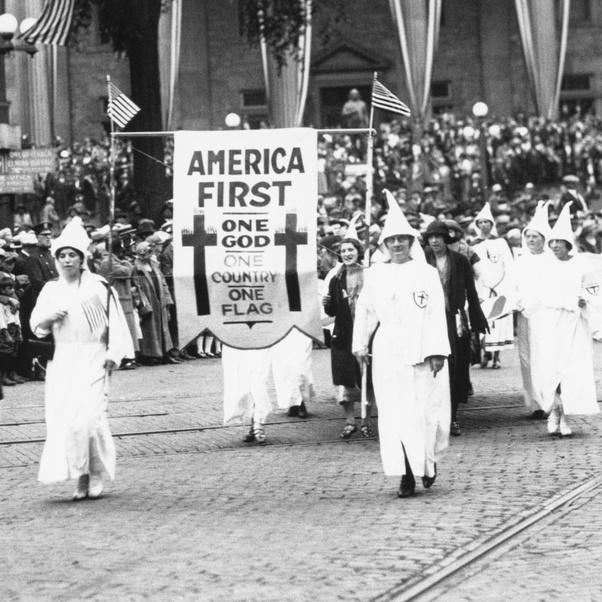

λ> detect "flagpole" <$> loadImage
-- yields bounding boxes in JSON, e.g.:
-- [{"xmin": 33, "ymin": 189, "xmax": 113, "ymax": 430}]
[
  {"xmin": 360, "ymin": 71, "xmax": 377, "ymax": 421},
  {"xmin": 105, "ymin": 74, "xmax": 117, "ymax": 356}
]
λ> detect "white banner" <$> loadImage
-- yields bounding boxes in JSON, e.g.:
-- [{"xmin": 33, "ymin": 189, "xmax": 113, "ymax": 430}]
[{"xmin": 173, "ymin": 128, "xmax": 322, "ymax": 349}]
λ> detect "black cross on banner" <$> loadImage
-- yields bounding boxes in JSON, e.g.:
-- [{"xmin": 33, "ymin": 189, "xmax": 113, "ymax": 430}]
[
  {"xmin": 274, "ymin": 212, "xmax": 307, "ymax": 311},
  {"xmin": 182, "ymin": 212, "xmax": 218, "ymax": 315}
]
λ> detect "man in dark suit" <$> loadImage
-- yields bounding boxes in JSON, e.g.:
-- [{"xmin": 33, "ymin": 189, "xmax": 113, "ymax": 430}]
[
  {"xmin": 557, "ymin": 175, "xmax": 588, "ymax": 217},
  {"xmin": 29, "ymin": 222, "xmax": 59, "ymax": 290},
  {"xmin": 424, "ymin": 221, "xmax": 489, "ymax": 437}
]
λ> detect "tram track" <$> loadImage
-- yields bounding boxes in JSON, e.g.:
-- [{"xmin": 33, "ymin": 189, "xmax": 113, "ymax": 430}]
[{"xmin": 371, "ymin": 475, "xmax": 602, "ymax": 602}]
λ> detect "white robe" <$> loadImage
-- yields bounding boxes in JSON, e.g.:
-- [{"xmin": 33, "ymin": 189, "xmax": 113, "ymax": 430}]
[
  {"xmin": 353, "ymin": 261, "xmax": 451, "ymax": 478},
  {"xmin": 473, "ymin": 237, "xmax": 515, "ymax": 351},
  {"xmin": 270, "ymin": 329, "xmax": 316, "ymax": 410},
  {"xmin": 31, "ymin": 271, "xmax": 131, "ymax": 484},
  {"xmin": 529, "ymin": 254, "xmax": 600, "ymax": 416},
  {"xmin": 515, "ymin": 251, "xmax": 549, "ymax": 411},
  {"xmin": 222, "ymin": 346, "xmax": 272, "ymax": 426}
]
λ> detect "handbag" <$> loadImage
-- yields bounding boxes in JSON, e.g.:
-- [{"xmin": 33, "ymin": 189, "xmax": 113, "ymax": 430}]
[{"xmin": 28, "ymin": 333, "xmax": 55, "ymax": 362}]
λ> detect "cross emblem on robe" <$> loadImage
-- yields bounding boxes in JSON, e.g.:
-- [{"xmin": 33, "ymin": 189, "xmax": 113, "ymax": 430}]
[{"xmin": 182, "ymin": 212, "xmax": 218, "ymax": 315}]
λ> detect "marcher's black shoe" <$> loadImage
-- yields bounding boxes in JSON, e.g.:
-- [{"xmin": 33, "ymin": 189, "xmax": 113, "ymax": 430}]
[
  {"xmin": 298, "ymin": 402, "xmax": 308, "ymax": 419},
  {"xmin": 421, "ymin": 464, "xmax": 437, "ymax": 489},
  {"xmin": 397, "ymin": 475, "xmax": 416, "ymax": 498},
  {"xmin": 450, "ymin": 421, "xmax": 461, "ymax": 437},
  {"xmin": 287, "ymin": 405, "xmax": 300, "ymax": 417},
  {"xmin": 243, "ymin": 426, "xmax": 255, "ymax": 443}
]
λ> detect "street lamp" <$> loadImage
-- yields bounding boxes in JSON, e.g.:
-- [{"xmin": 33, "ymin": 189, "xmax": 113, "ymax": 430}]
[
  {"xmin": 472, "ymin": 101, "xmax": 489, "ymax": 203},
  {"xmin": 0, "ymin": 13, "xmax": 38, "ymax": 56}
]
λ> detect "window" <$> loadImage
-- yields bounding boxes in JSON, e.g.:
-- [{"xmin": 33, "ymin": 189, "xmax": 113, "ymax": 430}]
[
  {"xmin": 431, "ymin": 80, "xmax": 452, "ymax": 113},
  {"xmin": 560, "ymin": 73, "xmax": 596, "ymax": 116},
  {"xmin": 569, "ymin": 0, "xmax": 590, "ymax": 22},
  {"xmin": 240, "ymin": 89, "xmax": 268, "ymax": 129}
]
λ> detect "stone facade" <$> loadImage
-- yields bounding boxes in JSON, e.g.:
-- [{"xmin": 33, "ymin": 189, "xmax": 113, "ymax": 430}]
[{"xmin": 19, "ymin": 0, "xmax": 602, "ymax": 142}]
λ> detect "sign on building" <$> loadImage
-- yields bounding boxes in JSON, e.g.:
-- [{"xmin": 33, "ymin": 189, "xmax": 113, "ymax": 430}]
[{"xmin": 0, "ymin": 149, "xmax": 56, "ymax": 194}]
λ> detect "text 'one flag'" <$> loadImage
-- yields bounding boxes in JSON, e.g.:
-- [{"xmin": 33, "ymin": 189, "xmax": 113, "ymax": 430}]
[
  {"xmin": 19, "ymin": 0, "xmax": 75, "ymax": 46},
  {"xmin": 371, "ymin": 78, "xmax": 411, "ymax": 117},
  {"xmin": 107, "ymin": 83, "xmax": 141, "ymax": 129}
]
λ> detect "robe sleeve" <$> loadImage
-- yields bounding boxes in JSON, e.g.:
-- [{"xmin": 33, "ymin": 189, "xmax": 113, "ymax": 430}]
[
  {"xmin": 419, "ymin": 267, "xmax": 451, "ymax": 361},
  {"xmin": 30, "ymin": 281, "xmax": 58, "ymax": 338},
  {"xmin": 352, "ymin": 268, "xmax": 379, "ymax": 354}
]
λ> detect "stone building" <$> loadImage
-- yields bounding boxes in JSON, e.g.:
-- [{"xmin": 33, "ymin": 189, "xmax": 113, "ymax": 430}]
[{"xmin": 3, "ymin": 0, "xmax": 602, "ymax": 145}]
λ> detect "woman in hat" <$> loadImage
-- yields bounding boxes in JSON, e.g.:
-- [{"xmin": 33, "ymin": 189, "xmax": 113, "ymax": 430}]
[
  {"xmin": 424, "ymin": 220, "xmax": 489, "ymax": 438},
  {"xmin": 528, "ymin": 203, "xmax": 600, "ymax": 437},
  {"xmin": 323, "ymin": 218, "xmax": 374, "ymax": 438},
  {"xmin": 30, "ymin": 218, "xmax": 131, "ymax": 500},
  {"xmin": 353, "ymin": 191, "xmax": 450, "ymax": 498}
]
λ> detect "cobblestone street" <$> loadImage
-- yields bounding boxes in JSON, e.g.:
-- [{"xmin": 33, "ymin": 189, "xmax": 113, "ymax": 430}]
[{"xmin": 1, "ymin": 346, "xmax": 602, "ymax": 601}]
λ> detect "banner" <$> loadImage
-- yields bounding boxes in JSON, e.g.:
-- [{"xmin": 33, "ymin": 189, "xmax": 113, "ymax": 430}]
[{"xmin": 173, "ymin": 128, "xmax": 322, "ymax": 349}]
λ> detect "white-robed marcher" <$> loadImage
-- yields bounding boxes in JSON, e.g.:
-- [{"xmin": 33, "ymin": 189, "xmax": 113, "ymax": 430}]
[
  {"xmin": 30, "ymin": 218, "xmax": 131, "ymax": 500},
  {"xmin": 515, "ymin": 201, "xmax": 552, "ymax": 417},
  {"xmin": 270, "ymin": 329, "xmax": 316, "ymax": 418},
  {"xmin": 529, "ymin": 202, "xmax": 600, "ymax": 437},
  {"xmin": 471, "ymin": 203, "xmax": 516, "ymax": 368},
  {"xmin": 353, "ymin": 190, "xmax": 451, "ymax": 499},
  {"xmin": 222, "ymin": 345, "xmax": 272, "ymax": 444}
]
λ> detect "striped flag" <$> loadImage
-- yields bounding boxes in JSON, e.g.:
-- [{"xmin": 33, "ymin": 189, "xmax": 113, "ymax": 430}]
[
  {"xmin": 81, "ymin": 294, "xmax": 109, "ymax": 335},
  {"xmin": 19, "ymin": 0, "xmax": 75, "ymax": 46},
  {"xmin": 371, "ymin": 78, "xmax": 411, "ymax": 117},
  {"xmin": 107, "ymin": 82, "xmax": 141, "ymax": 129}
]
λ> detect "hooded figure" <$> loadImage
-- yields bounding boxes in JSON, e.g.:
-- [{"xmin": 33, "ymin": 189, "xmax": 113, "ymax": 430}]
[
  {"xmin": 30, "ymin": 216, "xmax": 131, "ymax": 500},
  {"xmin": 528, "ymin": 201, "xmax": 600, "ymax": 436},
  {"xmin": 352, "ymin": 189, "xmax": 450, "ymax": 498},
  {"xmin": 515, "ymin": 201, "xmax": 552, "ymax": 417},
  {"xmin": 471, "ymin": 202, "xmax": 516, "ymax": 368}
]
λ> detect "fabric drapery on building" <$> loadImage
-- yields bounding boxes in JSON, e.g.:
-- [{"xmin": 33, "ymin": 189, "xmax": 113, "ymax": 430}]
[
  {"xmin": 388, "ymin": 0, "xmax": 442, "ymax": 123},
  {"xmin": 259, "ymin": 0, "xmax": 312, "ymax": 128},
  {"xmin": 514, "ymin": 0, "xmax": 570, "ymax": 120},
  {"xmin": 158, "ymin": 0, "xmax": 182, "ymax": 130}
]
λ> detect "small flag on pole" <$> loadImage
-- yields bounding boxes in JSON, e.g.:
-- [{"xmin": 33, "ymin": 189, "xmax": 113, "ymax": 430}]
[
  {"xmin": 107, "ymin": 82, "xmax": 141, "ymax": 129},
  {"xmin": 19, "ymin": 0, "xmax": 75, "ymax": 46},
  {"xmin": 371, "ymin": 78, "xmax": 411, "ymax": 117}
]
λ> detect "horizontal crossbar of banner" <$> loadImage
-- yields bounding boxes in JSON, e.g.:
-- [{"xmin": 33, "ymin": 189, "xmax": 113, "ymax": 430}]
[{"xmin": 110, "ymin": 128, "xmax": 375, "ymax": 138}]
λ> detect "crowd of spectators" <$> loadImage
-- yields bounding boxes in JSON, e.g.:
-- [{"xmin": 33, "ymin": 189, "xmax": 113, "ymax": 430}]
[{"xmin": 318, "ymin": 109, "xmax": 602, "ymax": 254}]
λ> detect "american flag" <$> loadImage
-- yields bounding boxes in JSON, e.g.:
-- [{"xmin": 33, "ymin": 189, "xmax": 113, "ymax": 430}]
[
  {"xmin": 19, "ymin": 0, "xmax": 75, "ymax": 47},
  {"xmin": 81, "ymin": 294, "xmax": 108, "ymax": 335},
  {"xmin": 107, "ymin": 82, "xmax": 141, "ymax": 129},
  {"xmin": 371, "ymin": 78, "xmax": 411, "ymax": 117}
]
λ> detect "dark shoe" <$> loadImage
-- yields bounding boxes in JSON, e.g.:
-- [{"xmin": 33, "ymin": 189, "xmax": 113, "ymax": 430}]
[
  {"xmin": 360, "ymin": 425, "xmax": 374, "ymax": 438},
  {"xmin": 397, "ymin": 475, "xmax": 416, "ymax": 498},
  {"xmin": 467, "ymin": 383, "xmax": 474, "ymax": 396},
  {"xmin": 530, "ymin": 409, "xmax": 546, "ymax": 420},
  {"xmin": 298, "ymin": 402, "xmax": 308, "ymax": 419},
  {"xmin": 120, "ymin": 360, "xmax": 136, "ymax": 370},
  {"xmin": 340, "ymin": 424, "xmax": 357, "ymax": 439},
  {"xmin": 243, "ymin": 426, "xmax": 255, "ymax": 443},
  {"xmin": 179, "ymin": 350, "xmax": 196, "ymax": 361},
  {"xmin": 422, "ymin": 464, "xmax": 437, "ymax": 489},
  {"xmin": 450, "ymin": 421, "xmax": 461, "ymax": 437},
  {"xmin": 2, "ymin": 376, "xmax": 16, "ymax": 386},
  {"xmin": 287, "ymin": 405, "xmax": 300, "ymax": 417},
  {"xmin": 491, "ymin": 360, "xmax": 501, "ymax": 369},
  {"xmin": 165, "ymin": 355, "xmax": 182, "ymax": 365}
]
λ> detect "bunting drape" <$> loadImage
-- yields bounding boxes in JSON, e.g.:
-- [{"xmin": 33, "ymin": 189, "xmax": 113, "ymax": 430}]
[
  {"xmin": 388, "ymin": 0, "xmax": 441, "ymax": 123},
  {"xmin": 514, "ymin": 0, "xmax": 570, "ymax": 119},
  {"xmin": 259, "ymin": 0, "xmax": 312, "ymax": 128},
  {"xmin": 158, "ymin": 0, "xmax": 182, "ymax": 130}
]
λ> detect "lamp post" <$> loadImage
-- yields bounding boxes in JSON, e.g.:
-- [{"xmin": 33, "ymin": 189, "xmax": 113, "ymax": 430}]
[{"xmin": 472, "ymin": 101, "xmax": 489, "ymax": 203}]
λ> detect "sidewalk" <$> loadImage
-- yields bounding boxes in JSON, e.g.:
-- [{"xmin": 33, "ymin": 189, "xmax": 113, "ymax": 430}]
[{"xmin": 1, "ymin": 347, "xmax": 602, "ymax": 601}]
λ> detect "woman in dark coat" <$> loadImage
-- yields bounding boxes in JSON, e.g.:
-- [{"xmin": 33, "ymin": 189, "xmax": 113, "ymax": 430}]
[{"xmin": 323, "ymin": 234, "xmax": 373, "ymax": 438}]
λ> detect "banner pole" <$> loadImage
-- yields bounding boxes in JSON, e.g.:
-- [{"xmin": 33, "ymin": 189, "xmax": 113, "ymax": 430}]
[
  {"xmin": 106, "ymin": 74, "xmax": 117, "ymax": 354},
  {"xmin": 360, "ymin": 72, "xmax": 377, "ymax": 421}
]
